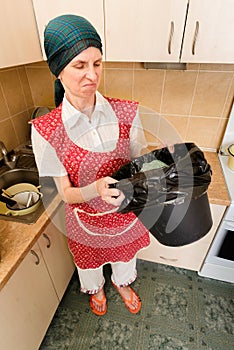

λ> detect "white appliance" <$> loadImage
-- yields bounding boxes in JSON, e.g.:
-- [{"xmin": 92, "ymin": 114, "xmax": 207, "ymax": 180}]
[{"xmin": 199, "ymin": 101, "xmax": 234, "ymax": 283}]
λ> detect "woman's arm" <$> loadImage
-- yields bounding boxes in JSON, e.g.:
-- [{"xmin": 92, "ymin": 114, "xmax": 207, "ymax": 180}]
[{"xmin": 53, "ymin": 175, "xmax": 124, "ymax": 206}]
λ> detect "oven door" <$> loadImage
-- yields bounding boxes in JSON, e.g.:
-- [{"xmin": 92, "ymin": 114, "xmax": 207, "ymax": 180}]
[{"xmin": 199, "ymin": 219, "xmax": 234, "ymax": 283}]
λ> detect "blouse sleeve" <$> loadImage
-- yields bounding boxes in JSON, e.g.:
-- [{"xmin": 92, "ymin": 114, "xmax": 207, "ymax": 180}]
[
  {"xmin": 31, "ymin": 126, "xmax": 67, "ymax": 177},
  {"xmin": 130, "ymin": 108, "xmax": 148, "ymax": 158}
]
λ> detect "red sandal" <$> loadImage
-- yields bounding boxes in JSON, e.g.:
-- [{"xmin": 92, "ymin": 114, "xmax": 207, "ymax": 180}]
[
  {"xmin": 89, "ymin": 293, "xmax": 107, "ymax": 316},
  {"xmin": 112, "ymin": 282, "xmax": 141, "ymax": 314}
]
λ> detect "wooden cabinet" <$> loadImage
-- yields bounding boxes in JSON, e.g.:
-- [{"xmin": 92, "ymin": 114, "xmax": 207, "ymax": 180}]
[
  {"xmin": 105, "ymin": 0, "xmax": 234, "ymax": 63},
  {"xmin": 0, "ymin": 0, "xmax": 42, "ymax": 68},
  {"xmin": 0, "ymin": 242, "xmax": 59, "ymax": 350},
  {"xmin": 1, "ymin": 0, "xmax": 233, "ymax": 68},
  {"xmin": 137, "ymin": 204, "xmax": 226, "ymax": 271},
  {"xmin": 181, "ymin": 0, "xmax": 234, "ymax": 63},
  {"xmin": 32, "ymin": 0, "xmax": 105, "ymax": 59},
  {"xmin": 32, "ymin": 0, "xmax": 234, "ymax": 64},
  {"xmin": 0, "ymin": 205, "xmax": 75, "ymax": 350},
  {"xmin": 104, "ymin": 0, "xmax": 188, "ymax": 62},
  {"xmin": 38, "ymin": 204, "xmax": 75, "ymax": 300}
]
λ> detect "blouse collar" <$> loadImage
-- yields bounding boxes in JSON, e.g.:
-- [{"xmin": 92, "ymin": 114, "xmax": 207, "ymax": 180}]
[{"xmin": 62, "ymin": 91, "xmax": 116, "ymax": 129}]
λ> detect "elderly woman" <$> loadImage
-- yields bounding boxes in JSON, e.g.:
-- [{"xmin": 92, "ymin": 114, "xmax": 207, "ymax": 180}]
[{"xmin": 31, "ymin": 14, "xmax": 150, "ymax": 316}]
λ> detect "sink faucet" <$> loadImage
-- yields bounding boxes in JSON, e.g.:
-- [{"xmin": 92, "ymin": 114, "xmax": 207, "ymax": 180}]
[
  {"xmin": 0, "ymin": 141, "xmax": 8, "ymax": 162},
  {"xmin": 0, "ymin": 141, "xmax": 17, "ymax": 169}
]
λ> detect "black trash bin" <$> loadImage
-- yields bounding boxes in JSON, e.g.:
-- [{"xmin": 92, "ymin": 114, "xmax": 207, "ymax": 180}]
[{"xmin": 111, "ymin": 143, "xmax": 213, "ymax": 247}]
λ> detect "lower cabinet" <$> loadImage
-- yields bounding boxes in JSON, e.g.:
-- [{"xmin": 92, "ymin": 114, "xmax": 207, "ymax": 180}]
[
  {"xmin": 38, "ymin": 206, "xmax": 75, "ymax": 300},
  {"xmin": 0, "ymin": 242, "xmax": 59, "ymax": 350},
  {"xmin": 0, "ymin": 205, "xmax": 75, "ymax": 350},
  {"xmin": 137, "ymin": 203, "xmax": 226, "ymax": 271}
]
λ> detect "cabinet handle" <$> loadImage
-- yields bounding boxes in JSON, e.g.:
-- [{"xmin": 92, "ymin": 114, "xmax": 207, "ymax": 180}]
[
  {"xmin": 159, "ymin": 256, "xmax": 178, "ymax": 262},
  {"xmin": 192, "ymin": 21, "xmax": 199, "ymax": 55},
  {"xmin": 43, "ymin": 233, "xmax": 51, "ymax": 248},
  {"xmin": 168, "ymin": 21, "xmax": 174, "ymax": 54},
  {"xmin": 30, "ymin": 250, "xmax": 40, "ymax": 265}
]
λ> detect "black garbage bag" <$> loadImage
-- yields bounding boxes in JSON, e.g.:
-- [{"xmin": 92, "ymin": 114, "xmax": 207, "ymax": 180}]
[{"xmin": 111, "ymin": 143, "xmax": 213, "ymax": 246}]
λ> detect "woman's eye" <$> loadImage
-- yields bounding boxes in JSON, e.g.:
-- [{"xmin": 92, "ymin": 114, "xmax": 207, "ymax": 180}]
[
  {"xmin": 94, "ymin": 62, "xmax": 102, "ymax": 67},
  {"xmin": 73, "ymin": 63, "xmax": 84, "ymax": 69}
]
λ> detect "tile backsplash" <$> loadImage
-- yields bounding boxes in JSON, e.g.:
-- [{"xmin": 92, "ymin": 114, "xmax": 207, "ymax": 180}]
[{"xmin": 0, "ymin": 61, "xmax": 233, "ymax": 153}]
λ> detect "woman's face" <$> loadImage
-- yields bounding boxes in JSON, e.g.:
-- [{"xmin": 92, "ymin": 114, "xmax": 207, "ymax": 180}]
[{"xmin": 59, "ymin": 47, "xmax": 102, "ymax": 101}]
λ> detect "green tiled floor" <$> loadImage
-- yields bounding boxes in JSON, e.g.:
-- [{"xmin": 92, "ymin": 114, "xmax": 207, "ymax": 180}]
[{"xmin": 39, "ymin": 260, "xmax": 234, "ymax": 350}]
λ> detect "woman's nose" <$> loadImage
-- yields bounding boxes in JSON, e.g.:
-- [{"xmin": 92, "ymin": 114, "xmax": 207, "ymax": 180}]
[{"xmin": 86, "ymin": 66, "xmax": 96, "ymax": 80}]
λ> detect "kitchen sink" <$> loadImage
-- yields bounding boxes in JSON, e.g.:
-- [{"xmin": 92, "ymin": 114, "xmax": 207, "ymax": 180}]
[
  {"xmin": 0, "ymin": 153, "xmax": 57, "ymax": 224},
  {"xmin": 0, "ymin": 169, "xmax": 39, "ymax": 189},
  {"xmin": 15, "ymin": 154, "xmax": 37, "ymax": 169}
]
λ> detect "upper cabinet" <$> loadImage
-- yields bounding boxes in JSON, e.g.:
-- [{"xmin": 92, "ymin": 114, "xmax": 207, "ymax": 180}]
[
  {"xmin": 0, "ymin": 0, "xmax": 43, "ymax": 68},
  {"xmin": 104, "ymin": 0, "xmax": 234, "ymax": 63},
  {"xmin": 32, "ymin": 0, "xmax": 105, "ymax": 59},
  {"xmin": 180, "ymin": 0, "xmax": 234, "ymax": 63},
  {"xmin": 104, "ymin": 0, "xmax": 188, "ymax": 62},
  {"xmin": 32, "ymin": 0, "xmax": 234, "ymax": 64}
]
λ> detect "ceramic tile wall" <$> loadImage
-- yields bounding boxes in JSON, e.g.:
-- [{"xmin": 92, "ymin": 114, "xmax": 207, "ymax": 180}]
[
  {"xmin": 0, "ymin": 61, "xmax": 233, "ymax": 153},
  {"xmin": 102, "ymin": 62, "xmax": 234, "ymax": 150},
  {"xmin": 0, "ymin": 66, "xmax": 35, "ymax": 153}
]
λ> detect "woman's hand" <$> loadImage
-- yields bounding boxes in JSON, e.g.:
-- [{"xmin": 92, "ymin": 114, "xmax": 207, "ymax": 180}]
[
  {"xmin": 96, "ymin": 177, "xmax": 125, "ymax": 206},
  {"xmin": 54, "ymin": 175, "xmax": 124, "ymax": 206}
]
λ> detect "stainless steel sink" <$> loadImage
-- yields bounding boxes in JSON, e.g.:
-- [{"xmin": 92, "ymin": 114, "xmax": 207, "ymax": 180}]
[
  {"xmin": 0, "ymin": 158, "xmax": 57, "ymax": 225},
  {"xmin": 15, "ymin": 154, "xmax": 37, "ymax": 169},
  {"xmin": 0, "ymin": 169, "xmax": 39, "ymax": 189}
]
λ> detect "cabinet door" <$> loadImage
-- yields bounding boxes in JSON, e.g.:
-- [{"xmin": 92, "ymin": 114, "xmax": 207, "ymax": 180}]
[
  {"xmin": 0, "ymin": 243, "xmax": 58, "ymax": 350},
  {"xmin": 38, "ymin": 204, "xmax": 75, "ymax": 300},
  {"xmin": 137, "ymin": 204, "xmax": 226, "ymax": 271},
  {"xmin": 105, "ymin": 0, "xmax": 188, "ymax": 62},
  {"xmin": 32, "ymin": 0, "xmax": 105, "ymax": 59},
  {"xmin": 0, "ymin": 0, "xmax": 42, "ymax": 68},
  {"xmin": 181, "ymin": 0, "xmax": 234, "ymax": 63}
]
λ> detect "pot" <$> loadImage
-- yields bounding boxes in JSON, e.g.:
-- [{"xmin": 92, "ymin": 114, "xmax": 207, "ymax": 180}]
[
  {"xmin": 1, "ymin": 183, "xmax": 43, "ymax": 216},
  {"xmin": 227, "ymin": 144, "xmax": 234, "ymax": 171},
  {"xmin": 31, "ymin": 106, "xmax": 50, "ymax": 119}
]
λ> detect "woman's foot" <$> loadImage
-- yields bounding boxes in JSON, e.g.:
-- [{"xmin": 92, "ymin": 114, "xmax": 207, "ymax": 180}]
[
  {"xmin": 89, "ymin": 289, "xmax": 107, "ymax": 316},
  {"xmin": 112, "ymin": 282, "xmax": 141, "ymax": 314}
]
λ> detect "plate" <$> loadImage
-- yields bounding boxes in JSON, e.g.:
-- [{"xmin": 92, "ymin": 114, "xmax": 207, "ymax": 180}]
[
  {"xmin": 6, "ymin": 183, "xmax": 41, "ymax": 195},
  {"xmin": 0, "ymin": 183, "xmax": 41, "ymax": 216}
]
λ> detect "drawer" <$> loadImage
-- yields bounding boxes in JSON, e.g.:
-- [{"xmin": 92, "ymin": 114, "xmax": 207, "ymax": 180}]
[
  {"xmin": 138, "ymin": 232, "xmax": 214, "ymax": 271},
  {"xmin": 137, "ymin": 204, "xmax": 226, "ymax": 271}
]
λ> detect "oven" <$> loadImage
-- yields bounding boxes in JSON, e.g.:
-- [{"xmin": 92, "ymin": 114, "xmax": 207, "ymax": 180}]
[
  {"xmin": 199, "ymin": 101, "xmax": 234, "ymax": 283},
  {"xmin": 199, "ymin": 204, "xmax": 234, "ymax": 283}
]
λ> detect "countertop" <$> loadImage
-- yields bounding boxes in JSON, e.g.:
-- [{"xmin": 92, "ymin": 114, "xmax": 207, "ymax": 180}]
[
  {"xmin": 0, "ymin": 151, "xmax": 230, "ymax": 292},
  {"xmin": 204, "ymin": 151, "xmax": 230, "ymax": 206},
  {"xmin": 0, "ymin": 193, "xmax": 62, "ymax": 291}
]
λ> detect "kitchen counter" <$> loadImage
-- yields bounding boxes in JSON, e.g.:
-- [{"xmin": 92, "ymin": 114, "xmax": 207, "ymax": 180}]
[
  {"xmin": 0, "ymin": 151, "xmax": 230, "ymax": 292},
  {"xmin": 0, "ymin": 193, "xmax": 62, "ymax": 291},
  {"xmin": 204, "ymin": 151, "xmax": 230, "ymax": 206}
]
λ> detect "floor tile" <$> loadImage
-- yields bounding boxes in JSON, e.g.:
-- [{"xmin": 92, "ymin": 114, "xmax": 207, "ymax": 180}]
[{"xmin": 39, "ymin": 260, "xmax": 234, "ymax": 350}]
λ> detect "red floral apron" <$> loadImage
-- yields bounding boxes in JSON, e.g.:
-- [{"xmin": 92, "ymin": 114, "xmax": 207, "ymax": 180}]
[{"xmin": 32, "ymin": 97, "xmax": 150, "ymax": 269}]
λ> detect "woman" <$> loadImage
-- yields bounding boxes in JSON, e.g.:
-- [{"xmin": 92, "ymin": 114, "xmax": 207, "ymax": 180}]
[{"xmin": 31, "ymin": 14, "xmax": 150, "ymax": 316}]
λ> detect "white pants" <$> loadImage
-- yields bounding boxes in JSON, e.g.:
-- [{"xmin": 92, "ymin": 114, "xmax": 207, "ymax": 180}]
[{"xmin": 77, "ymin": 256, "xmax": 137, "ymax": 294}]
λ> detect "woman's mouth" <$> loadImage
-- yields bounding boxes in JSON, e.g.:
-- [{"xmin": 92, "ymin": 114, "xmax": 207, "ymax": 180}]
[{"xmin": 83, "ymin": 83, "xmax": 96, "ymax": 88}]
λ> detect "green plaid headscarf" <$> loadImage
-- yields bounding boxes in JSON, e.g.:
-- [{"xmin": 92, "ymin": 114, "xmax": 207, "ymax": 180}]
[
  {"xmin": 44, "ymin": 14, "xmax": 102, "ymax": 106},
  {"xmin": 44, "ymin": 14, "xmax": 102, "ymax": 77}
]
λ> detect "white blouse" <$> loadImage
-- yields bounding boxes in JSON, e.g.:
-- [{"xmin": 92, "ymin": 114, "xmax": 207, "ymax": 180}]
[{"xmin": 31, "ymin": 92, "xmax": 147, "ymax": 177}]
